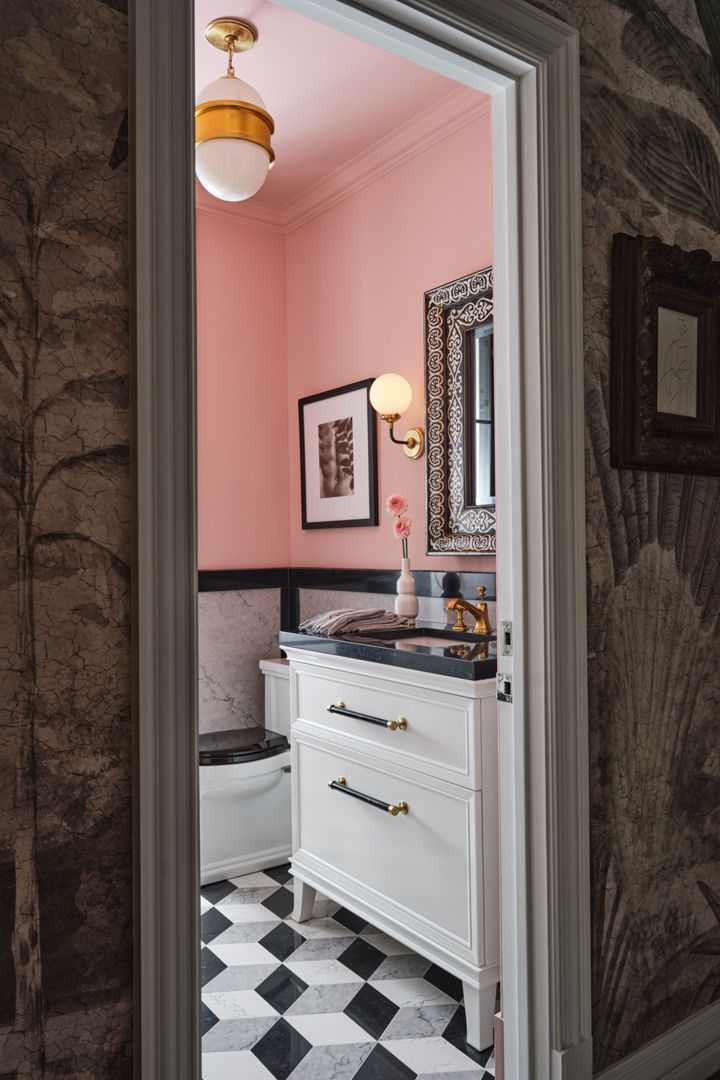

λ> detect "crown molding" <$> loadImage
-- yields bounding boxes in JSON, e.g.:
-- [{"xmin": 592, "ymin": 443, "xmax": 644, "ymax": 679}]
[
  {"xmin": 195, "ymin": 182, "xmax": 286, "ymax": 233},
  {"xmin": 195, "ymin": 85, "xmax": 490, "ymax": 236},
  {"xmin": 283, "ymin": 85, "xmax": 490, "ymax": 233}
]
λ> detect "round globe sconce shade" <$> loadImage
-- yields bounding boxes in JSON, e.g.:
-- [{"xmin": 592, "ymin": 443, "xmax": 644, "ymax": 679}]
[{"xmin": 369, "ymin": 373, "xmax": 413, "ymax": 418}]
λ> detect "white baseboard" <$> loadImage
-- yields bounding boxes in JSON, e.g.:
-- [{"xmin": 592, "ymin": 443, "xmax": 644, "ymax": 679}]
[
  {"xmin": 595, "ymin": 1001, "xmax": 720, "ymax": 1080},
  {"xmin": 201, "ymin": 843, "xmax": 292, "ymax": 886}
]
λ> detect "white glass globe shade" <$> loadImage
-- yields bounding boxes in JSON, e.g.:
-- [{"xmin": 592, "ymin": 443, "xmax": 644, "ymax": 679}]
[
  {"xmin": 196, "ymin": 75, "xmax": 272, "ymax": 202},
  {"xmin": 369, "ymin": 373, "xmax": 413, "ymax": 416},
  {"xmin": 196, "ymin": 139, "xmax": 270, "ymax": 201},
  {"xmin": 197, "ymin": 74, "xmax": 267, "ymax": 110}
]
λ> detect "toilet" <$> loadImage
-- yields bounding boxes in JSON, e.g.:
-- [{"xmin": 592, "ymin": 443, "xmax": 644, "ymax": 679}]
[{"xmin": 199, "ymin": 658, "xmax": 291, "ymax": 885}]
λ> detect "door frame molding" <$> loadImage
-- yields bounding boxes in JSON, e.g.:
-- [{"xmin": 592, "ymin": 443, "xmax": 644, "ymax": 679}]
[{"xmin": 132, "ymin": 0, "xmax": 590, "ymax": 1076}]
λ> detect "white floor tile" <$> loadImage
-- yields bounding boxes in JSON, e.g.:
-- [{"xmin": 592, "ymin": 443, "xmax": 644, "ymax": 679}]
[
  {"xmin": 203, "ymin": 989, "xmax": 279, "ymax": 1020},
  {"xmin": 207, "ymin": 941, "xmax": 278, "ymax": 968},
  {"xmin": 285, "ymin": 917, "xmax": 356, "ymax": 939},
  {"xmin": 285, "ymin": 959, "xmax": 364, "ymax": 986},
  {"xmin": 286, "ymin": 1011, "xmax": 371, "ymax": 1045},
  {"xmin": 202, "ymin": 1050, "xmax": 275, "ymax": 1080},
  {"xmin": 228, "ymin": 872, "xmax": 282, "ymax": 890},
  {"xmin": 370, "ymin": 977, "xmax": 454, "ymax": 1008},
  {"xmin": 381, "ymin": 1036, "xmax": 485, "ymax": 1073},
  {"xmin": 215, "ymin": 902, "xmax": 279, "ymax": 924}
]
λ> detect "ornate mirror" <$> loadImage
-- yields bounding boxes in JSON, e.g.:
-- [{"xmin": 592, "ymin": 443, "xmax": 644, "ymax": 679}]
[{"xmin": 425, "ymin": 267, "xmax": 496, "ymax": 554}]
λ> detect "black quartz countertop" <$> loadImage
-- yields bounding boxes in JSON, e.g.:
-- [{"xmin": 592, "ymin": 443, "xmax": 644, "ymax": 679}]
[{"xmin": 279, "ymin": 625, "xmax": 497, "ymax": 681}]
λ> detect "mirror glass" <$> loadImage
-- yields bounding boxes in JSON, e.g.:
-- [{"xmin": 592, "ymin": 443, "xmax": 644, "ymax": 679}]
[{"xmin": 425, "ymin": 268, "xmax": 496, "ymax": 554}]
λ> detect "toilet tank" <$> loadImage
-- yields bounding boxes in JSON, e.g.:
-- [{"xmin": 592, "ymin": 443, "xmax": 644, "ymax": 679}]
[{"xmin": 260, "ymin": 658, "xmax": 290, "ymax": 738}]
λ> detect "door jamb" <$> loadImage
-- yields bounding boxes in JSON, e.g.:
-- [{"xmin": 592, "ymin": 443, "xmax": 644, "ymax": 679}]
[{"xmin": 133, "ymin": 0, "xmax": 590, "ymax": 1077}]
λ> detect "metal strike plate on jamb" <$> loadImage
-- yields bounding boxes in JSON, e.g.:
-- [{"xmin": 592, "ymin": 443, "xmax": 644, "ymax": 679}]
[
  {"xmin": 327, "ymin": 701, "xmax": 407, "ymax": 731},
  {"xmin": 496, "ymin": 673, "xmax": 513, "ymax": 703}
]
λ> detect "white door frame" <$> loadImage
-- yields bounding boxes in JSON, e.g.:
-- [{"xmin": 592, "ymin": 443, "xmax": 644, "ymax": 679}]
[{"xmin": 133, "ymin": 0, "xmax": 590, "ymax": 1077}]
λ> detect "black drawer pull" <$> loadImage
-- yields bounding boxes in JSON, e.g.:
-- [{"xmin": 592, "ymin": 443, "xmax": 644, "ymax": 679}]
[
  {"xmin": 328, "ymin": 776, "xmax": 409, "ymax": 816},
  {"xmin": 327, "ymin": 701, "xmax": 407, "ymax": 731}
]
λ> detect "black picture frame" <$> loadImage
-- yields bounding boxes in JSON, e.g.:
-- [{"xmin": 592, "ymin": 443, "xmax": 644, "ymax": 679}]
[
  {"xmin": 298, "ymin": 378, "xmax": 378, "ymax": 529},
  {"xmin": 611, "ymin": 233, "xmax": 720, "ymax": 474}
]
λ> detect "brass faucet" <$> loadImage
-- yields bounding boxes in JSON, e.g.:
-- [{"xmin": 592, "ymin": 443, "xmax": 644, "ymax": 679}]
[{"xmin": 445, "ymin": 586, "xmax": 493, "ymax": 635}]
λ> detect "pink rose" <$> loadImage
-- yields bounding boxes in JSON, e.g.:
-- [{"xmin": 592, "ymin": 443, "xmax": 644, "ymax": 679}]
[
  {"xmin": 392, "ymin": 516, "xmax": 411, "ymax": 540},
  {"xmin": 386, "ymin": 493, "xmax": 408, "ymax": 516}
]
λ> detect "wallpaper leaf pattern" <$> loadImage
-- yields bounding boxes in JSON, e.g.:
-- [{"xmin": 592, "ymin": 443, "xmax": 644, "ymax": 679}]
[
  {"xmin": 575, "ymin": 0, "xmax": 720, "ymax": 1068},
  {"xmin": 0, "ymin": 2, "xmax": 132, "ymax": 1077}
]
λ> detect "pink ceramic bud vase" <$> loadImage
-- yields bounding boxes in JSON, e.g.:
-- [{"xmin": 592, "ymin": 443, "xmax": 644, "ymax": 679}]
[{"xmin": 395, "ymin": 556, "xmax": 418, "ymax": 622}]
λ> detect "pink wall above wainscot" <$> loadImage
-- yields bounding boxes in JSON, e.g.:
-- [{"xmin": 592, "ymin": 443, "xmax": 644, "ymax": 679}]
[
  {"xmin": 286, "ymin": 107, "xmax": 494, "ymax": 571},
  {"xmin": 197, "ymin": 214, "xmax": 290, "ymax": 568}
]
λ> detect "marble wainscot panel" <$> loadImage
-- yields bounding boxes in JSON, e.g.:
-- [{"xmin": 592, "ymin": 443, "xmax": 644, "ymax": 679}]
[
  {"xmin": 298, "ymin": 589, "xmax": 496, "ymax": 633},
  {"xmin": 199, "ymin": 590, "xmax": 282, "ymax": 734}
]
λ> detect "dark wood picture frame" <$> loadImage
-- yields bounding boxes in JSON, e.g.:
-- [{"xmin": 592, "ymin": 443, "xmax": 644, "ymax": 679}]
[
  {"xmin": 424, "ymin": 267, "xmax": 496, "ymax": 554},
  {"xmin": 298, "ymin": 378, "xmax": 378, "ymax": 530},
  {"xmin": 611, "ymin": 233, "xmax": 720, "ymax": 474}
]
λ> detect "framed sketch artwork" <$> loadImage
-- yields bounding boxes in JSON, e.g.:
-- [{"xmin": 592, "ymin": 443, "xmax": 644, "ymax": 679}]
[
  {"xmin": 298, "ymin": 378, "xmax": 378, "ymax": 529},
  {"xmin": 611, "ymin": 233, "xmax": 720, "ymax": 474}
]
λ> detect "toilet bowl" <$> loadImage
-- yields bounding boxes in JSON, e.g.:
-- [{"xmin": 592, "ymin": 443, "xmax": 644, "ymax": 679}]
[{"xmin": 199, "ymin": 658, "xmax": 291, "ymax": 885}]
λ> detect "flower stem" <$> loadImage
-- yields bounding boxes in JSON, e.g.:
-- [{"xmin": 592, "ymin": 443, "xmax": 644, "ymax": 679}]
[{"xmin": 402, "ymin": 537, "xmax": 408, "ymax": 559}]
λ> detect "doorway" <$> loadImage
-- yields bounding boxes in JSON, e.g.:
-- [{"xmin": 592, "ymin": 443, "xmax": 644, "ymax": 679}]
[{"xmin": 133, "ymin": 1, "xmax": 590, "ymax": 1078}]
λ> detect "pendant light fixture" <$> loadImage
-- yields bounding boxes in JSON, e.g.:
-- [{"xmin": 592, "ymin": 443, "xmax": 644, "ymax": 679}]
[{"xmin": 195, "ymin": 17, "xmax": 275, "ymax": 202}]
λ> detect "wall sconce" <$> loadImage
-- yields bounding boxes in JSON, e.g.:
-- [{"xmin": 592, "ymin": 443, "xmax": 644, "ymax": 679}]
[
  {"xmin": 369, "ymin": 374, "xmax": 425, "ymax": 460},
  {"xmin": 195, "ymin": 18, "xmax": 275, "ymax": 202}
]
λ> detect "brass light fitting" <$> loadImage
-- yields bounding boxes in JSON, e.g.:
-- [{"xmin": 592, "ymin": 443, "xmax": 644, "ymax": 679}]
[
  {"xmin": 369, "ymin": 374, "xmax": 425, "ymax": 460},
  {"xmin": 195, "ymin": 17, "xmax": 275, "ymax": 202}
]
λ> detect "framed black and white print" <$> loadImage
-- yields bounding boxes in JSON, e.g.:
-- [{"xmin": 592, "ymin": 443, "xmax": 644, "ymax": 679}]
[
  {"xmin": 298, "ymin": 378, "xmax": 378, "ymax": 529},
  {"xmin": 611, "ymin": 233, "xmax": 720, "ymax": 475}
]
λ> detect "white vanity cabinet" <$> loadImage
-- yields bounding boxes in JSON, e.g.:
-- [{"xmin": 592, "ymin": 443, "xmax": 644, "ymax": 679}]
[{"xmin": 283, "ymin": 647, "xmax": 499, "ymax": 1052}]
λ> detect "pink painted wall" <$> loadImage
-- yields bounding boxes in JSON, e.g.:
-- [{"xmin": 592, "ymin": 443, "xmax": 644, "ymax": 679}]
[
  {"xmin": 197, "ymin": 103, "xmax": 494, "ymax": 571},
  {"xmin": 197, "ymin": 212, "xmax": 290, "ymax": 568},
  {"xmin": 286, "ymin": 107, "xmax": 494, "ymax": 570}
]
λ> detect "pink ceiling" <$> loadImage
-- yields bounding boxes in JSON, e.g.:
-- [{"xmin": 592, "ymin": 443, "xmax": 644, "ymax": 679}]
[{"xmin": 194, "ymin": 0, "xmax": 476, "ymax": 209}]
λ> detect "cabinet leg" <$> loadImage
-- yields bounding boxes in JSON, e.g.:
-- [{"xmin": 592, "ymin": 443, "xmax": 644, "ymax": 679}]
[
  {"xmin": 292, "ymin": 877, "xmax": 316, "ymax": 922},
  {"xmin": 462, "ymin": 980, "xmax": 496, "ymax": 1052}
]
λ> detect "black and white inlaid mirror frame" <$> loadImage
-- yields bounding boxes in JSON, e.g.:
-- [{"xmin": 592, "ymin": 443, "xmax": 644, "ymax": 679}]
[{"xmin": 425, "ymin": 267, "xmax": 496, "ymax": 554}]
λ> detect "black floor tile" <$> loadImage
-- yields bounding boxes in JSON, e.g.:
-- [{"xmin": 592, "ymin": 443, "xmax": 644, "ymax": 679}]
[
  {"xmin": 262, "ymin": 886, "xmax": 294, "ymax": 919},
  {"xmin": 333, "ymin": 906, "xmax": 368, "ymax": 933},
  {"xmin": 264, "ymin": 863, "xmax": 292, "ymax": 885},
  {"xmin": 251, "ymin": 1017, "xmax": 312, "ymax": 1080},
  {"xmin": 201, "ymin": 906, "xmax": 233, "ymax": 944},
  {"xmin": 424, "ymin": 962, "xmax": 463, "ymax": 1001},
  {"xmin": 337, "ymin": 937, "xmax": 385, "ymax": 980},
  {"xmin": 442, "ymin": 1004, "xmax": 493, "ymax": 1063},
  {"xmin": 344, "ymin": 982, "xmax": 399, "ymax": 1040},
  {"xmin": 352, "ymin": 1043, "xmax": 417, "ymax": 1080},
  {"xmin": 201, "ymin": 879, "xmax": 237, "ymax": 904},
  {"xmin": 201, "ymin": 1001, "xmax": 220, "ymax": 1036},
  {"xmin": 256, "ymin": 964, "xmax": 308, "ymax": 1014},
  {"xmin": 200, "ymin": 945, "xmax": 227, "ymax": 988},
  {"xmin": 260, "ymin": 921, "xmax": 306, "ymax": 962}
]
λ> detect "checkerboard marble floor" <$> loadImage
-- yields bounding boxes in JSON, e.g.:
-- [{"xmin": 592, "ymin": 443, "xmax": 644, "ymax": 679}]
[{"xmin": 201, "ymin": 865, "xmax": 496, "ymax": 1080}]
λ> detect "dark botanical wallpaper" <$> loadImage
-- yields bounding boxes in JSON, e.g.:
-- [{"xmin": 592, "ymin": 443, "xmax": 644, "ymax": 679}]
[
  {"xmin": 0, "ymin": 1, "xmax": 132, "ymax": 1077},
  {"xmin": 528, "ymin": 0, "xmax": 720, "ymax": 1070},
  {"xmin": 1, "ymin": 0, "xmax": 720, "ymax": 1077}
]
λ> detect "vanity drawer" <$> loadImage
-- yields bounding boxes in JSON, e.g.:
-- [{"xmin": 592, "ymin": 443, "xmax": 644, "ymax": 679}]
[
  {"xmin": 292, "ymin": 731, "xmax": 484, "ymax": 956},
  {"xmin": 293, "ymin": 661, "xmax": 480, "ymax": 787}
]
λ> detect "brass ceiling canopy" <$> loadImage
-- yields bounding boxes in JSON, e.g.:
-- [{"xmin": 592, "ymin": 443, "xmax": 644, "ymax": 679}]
[{"xmin": 204, "ymin": 17, "xmax": 257, "ymax": 54}]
